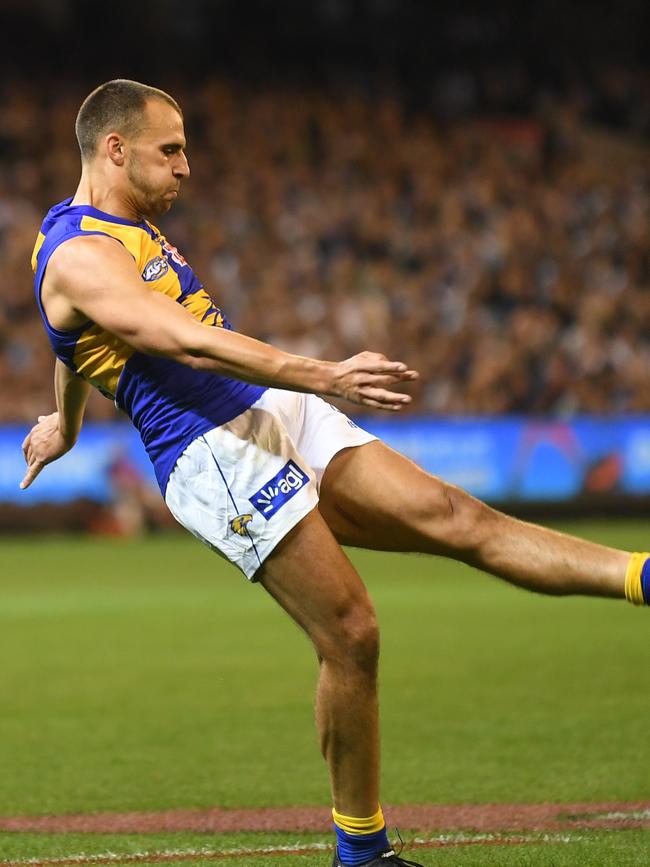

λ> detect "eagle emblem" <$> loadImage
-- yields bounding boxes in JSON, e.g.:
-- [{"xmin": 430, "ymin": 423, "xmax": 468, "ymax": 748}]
[{"xmin": 230, "ymin": 514, "xmax": 253, "ymax": 536}]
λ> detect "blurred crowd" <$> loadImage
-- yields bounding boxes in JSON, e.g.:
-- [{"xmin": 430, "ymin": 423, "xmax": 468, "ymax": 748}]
[{"xmin": 1, "ymin": 72, "xmax": 649, "ymax": 423}]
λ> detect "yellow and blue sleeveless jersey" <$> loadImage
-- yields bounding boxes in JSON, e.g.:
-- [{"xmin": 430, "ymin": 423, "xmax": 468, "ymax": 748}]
[{"xmin": 31, "ymin": 198, "xmax": 266, "ymax": 493}]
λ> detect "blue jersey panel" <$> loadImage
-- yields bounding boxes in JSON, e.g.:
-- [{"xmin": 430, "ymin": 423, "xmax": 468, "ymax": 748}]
[{"xmin": 116, "ymin": 353, "xmax": 266, "ymax": 492}]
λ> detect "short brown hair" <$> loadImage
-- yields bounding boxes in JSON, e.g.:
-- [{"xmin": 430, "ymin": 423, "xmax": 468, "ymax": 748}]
[{"xmin": 75, "ymin": 79, "xmax": 182, "ymax": 161}]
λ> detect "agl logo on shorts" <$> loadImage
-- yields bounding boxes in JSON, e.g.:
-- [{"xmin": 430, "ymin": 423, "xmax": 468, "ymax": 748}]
[{"xmin": 249, "ymin": 461, "xmax": 307, "ymax": 520}]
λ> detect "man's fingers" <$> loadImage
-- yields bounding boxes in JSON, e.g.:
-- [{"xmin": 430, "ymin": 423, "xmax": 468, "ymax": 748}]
[
  {"xmin": 360, "ymin": 387, "xmax": 412, "ymax": 409},
  {"xmin": 19, "ymin": 414, "xmax": 64, "ymax": 489},
  {"xmin": 361, "ymin": 371, "xmax": 418, "ymax": 388},
  {"xmin": 338, "ymin": 356, "xmax": 418, "ymax": 407},
  {"xmin": 361, "ymin": 399, "xmax": 401, "ymax": 411},
  {"xmin": 20, "ymin": 461, "xmax": 43, "ymax": 490},
  {"xmin": 23, "ymin": 441, "xmax": 37, "ymax": 467},
  {"xmin": 361, "ymin": 359, "xmax": 415, "ymax": 375},
  {"xmin": 374, "ymin": 370, "xmax": 419, "ymax": 384}
]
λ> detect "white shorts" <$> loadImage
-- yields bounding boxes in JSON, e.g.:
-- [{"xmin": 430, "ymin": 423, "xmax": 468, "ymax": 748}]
[{"xmin": 164, "ymin": 389, "xmax": 376, "ymax": 580}]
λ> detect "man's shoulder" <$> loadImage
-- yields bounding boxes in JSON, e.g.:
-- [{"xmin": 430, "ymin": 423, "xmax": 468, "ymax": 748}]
[
  {"xmin": 41, "ymin": 236, "xmax": 138, "ymax": 311},
  {"xmin": 48, "ymin": 232, "xmax": 127, "ymax": 274},
  {"xmin": 32, "ymin": 203, "xmax": 125, "ymax": 284}
]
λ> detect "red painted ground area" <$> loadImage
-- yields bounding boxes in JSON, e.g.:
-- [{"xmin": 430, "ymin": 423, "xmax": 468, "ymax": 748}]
[{"xmin": 0, "ymin": 800, "xmax": 649, "ymax": 834}]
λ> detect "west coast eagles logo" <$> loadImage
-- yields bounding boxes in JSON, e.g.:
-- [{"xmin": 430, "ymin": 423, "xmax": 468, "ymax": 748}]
[
  {"xmin": 141, "ymin": 256, "xmax": 169, "ymax": 282},
  {"xmin": 230, "ymin": 514, "xmax": 253, "ymax": 536}
]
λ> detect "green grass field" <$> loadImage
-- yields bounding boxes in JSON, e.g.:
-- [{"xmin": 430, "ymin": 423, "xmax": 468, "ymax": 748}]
[{"xmin": 1, "ymin": 519, "xmax": 649, "ymax": 865}]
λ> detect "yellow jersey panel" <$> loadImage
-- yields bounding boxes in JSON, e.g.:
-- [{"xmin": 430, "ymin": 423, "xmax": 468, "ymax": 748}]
[{"xmin": 73, "ymin": 323, "xmax": 134, "ymax": 398}]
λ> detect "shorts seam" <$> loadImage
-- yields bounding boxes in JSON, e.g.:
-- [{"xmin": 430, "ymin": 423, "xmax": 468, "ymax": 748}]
[{"xmin": 198, "ymin": 434, "xmax": 264, "ymax": 573}]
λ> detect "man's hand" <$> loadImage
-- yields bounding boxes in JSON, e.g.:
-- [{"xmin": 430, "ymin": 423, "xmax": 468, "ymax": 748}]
[
  {"xmin": 20, "ymin": 412, "xmax": 75, "ymax": 490},
  {"xmin": 331, "ymin": 351, "xmax": 418, "ymax": 411}
]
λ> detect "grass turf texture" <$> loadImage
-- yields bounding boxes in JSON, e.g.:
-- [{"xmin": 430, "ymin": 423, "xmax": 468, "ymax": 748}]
[{"xmin": 1, "ymin": 520, "xmax": 650, "ymax": 865}]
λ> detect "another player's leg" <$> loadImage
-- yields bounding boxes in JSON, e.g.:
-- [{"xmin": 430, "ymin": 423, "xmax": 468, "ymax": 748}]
[
  {"xmin": 319, "ymin": 441, "xmax": 648, "ymax": 605},
  {"xmin": 257, "ymin": 508, "xmax": 424, "ymax": 866}
]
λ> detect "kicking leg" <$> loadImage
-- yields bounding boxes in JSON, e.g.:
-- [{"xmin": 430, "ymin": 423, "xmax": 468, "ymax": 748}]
[{"xmin": 319, "ymin": 441, "xmax": 636, "ymax": 599}]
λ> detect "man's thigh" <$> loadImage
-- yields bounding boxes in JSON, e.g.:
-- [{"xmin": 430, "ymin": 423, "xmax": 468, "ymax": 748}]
[
  {"xmin": 318, "ymin": 440, "xmax": 455, "ymax": 552},
  {"xmin": 257, "ymin": 507, "xmax": 376, "ymax": 651}
]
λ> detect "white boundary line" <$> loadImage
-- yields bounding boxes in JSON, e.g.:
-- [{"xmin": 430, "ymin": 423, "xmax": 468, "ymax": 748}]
[{"xmin": 0, "ymin": 832, "xmax": 587, "ymax": 867}]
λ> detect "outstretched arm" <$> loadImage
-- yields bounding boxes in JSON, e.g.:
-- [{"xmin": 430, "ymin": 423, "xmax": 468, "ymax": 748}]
[
  {"xmin": 20, "ymin": 359, "xmax": 91, "ymax": 489},
  {"xmin": 46, "ymin": 235, "xmax": 418, "ymax": 411}
]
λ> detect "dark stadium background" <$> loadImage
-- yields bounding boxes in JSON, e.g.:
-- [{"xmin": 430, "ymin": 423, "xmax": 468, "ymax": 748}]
[
  {"xmin": 1, "ymin": 0, "xmax": 649, "ymax": 529},
  {"xmin": 2, "ymin": 0, "xmax": 649, "ymax": 94}
]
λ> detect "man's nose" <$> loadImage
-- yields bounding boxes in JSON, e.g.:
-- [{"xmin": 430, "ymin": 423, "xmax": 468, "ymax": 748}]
[{"xmin": 174, "ymin": 153, "xmax": 190, "ymax": 178}]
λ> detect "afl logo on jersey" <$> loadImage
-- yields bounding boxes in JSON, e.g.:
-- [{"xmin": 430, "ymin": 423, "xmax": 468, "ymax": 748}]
[{"xmin": 141, "ymin": 256, "xmax": 169, "ymax": 282}]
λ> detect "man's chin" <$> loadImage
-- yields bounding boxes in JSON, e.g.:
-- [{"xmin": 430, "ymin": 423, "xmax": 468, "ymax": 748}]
[{"xmin": 142, "ymin": 200, "xmax": 173, "ymax": 219}]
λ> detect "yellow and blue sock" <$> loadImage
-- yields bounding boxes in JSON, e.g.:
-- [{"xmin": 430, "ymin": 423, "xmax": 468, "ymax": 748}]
[
  {"xmin": 625, "ymin": 552, "xmax": 650, "ymax": 606},
  {"xmin": 332, "ymin": 806, "xmax": 390, "ymax": 865}
]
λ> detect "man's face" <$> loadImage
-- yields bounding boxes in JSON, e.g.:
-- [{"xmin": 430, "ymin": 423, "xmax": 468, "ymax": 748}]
[{"xmin": 125, "ymin": 99, "xmax": 190, "ymax": 219}]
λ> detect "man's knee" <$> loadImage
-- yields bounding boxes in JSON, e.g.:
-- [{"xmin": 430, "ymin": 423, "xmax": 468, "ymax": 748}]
[
  {"xmin": 317, "ymin": 594, "xmax": 380, "ymax": 675},
  {"xmin": 416, "ymin": 478, "xmax": 494, "ymax": 555}
]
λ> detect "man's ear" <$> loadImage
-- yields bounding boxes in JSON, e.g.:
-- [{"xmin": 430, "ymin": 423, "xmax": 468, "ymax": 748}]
[{"xmin": 105, "ymin": 133, "xmax": 125, "ymax": 166}]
